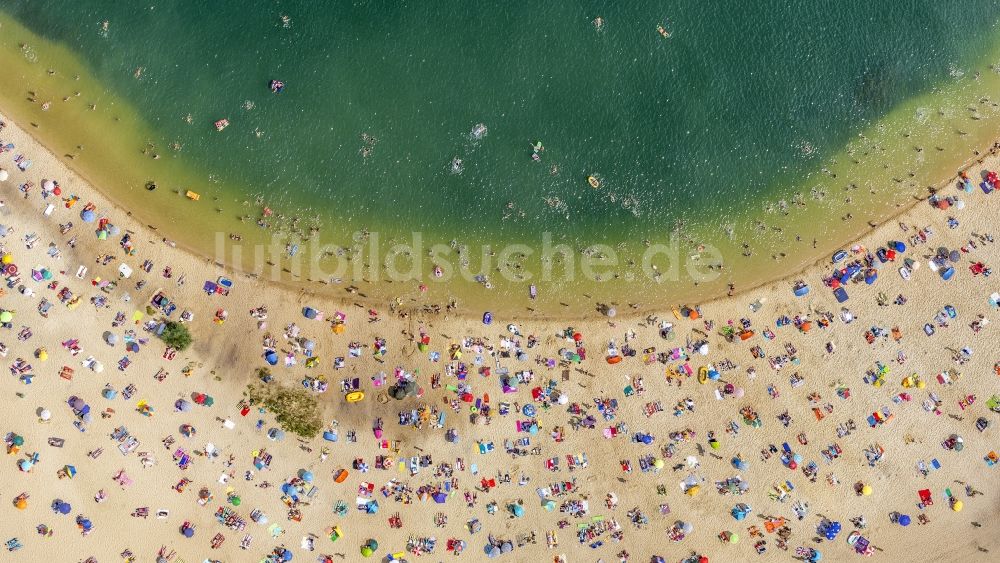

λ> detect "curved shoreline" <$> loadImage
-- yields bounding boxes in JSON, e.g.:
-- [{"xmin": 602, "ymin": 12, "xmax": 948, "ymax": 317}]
[{"xmin": 3, "ymin": 106, "xmax": 996, "ymax": 322}]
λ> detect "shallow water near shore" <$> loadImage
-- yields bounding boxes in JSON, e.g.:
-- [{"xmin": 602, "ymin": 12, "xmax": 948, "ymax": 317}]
[{"xmin": 3, "ymin": 2, "xmax": 1000, "ymax": 313}]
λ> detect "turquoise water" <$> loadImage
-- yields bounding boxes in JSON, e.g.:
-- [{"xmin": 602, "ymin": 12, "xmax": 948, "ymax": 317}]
[{"xmin": 4, "ymin": 1, "xmax": 1000, "ymax": 309}]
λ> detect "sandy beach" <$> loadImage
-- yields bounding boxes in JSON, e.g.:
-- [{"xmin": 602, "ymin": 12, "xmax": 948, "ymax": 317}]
[{"xmin": 1, "ymin": 109, "xmax": 998, "ymax": 563}]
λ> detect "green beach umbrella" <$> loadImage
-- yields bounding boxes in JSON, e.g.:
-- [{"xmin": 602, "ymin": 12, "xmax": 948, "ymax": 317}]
[
  {"xmin": 360, "ymin": 546, "xmax": 373, "ymax": 557},
  {"xmin": 0, "ymin": 311, "xmax": 13, "ymax": 323}
]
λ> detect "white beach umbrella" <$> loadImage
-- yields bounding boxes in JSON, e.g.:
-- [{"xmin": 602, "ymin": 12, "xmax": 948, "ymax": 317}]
[
  {"xmin": 0, "ymin": 169, "xmax": 8, "ymax": 182},
  {"xmin": 42, "ymin": 179, "xmax": 55, "ymax": 191},
  {"xmin": 39, "ymin": 409, "xmax": 52, "ymax": 421}
]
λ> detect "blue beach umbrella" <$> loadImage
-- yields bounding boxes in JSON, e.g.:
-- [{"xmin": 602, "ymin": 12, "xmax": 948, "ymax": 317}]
[
  {"xmin": 264, "ymin": 350, "xmax": 279, "ymax": 365},
  {"xmin": 81, "ymin": 209, "xmax": 96, "ymax": 223}
]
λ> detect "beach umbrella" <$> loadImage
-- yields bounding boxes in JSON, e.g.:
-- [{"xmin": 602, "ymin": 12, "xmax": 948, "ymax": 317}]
[
  {"xmin": 230, "ymin": 496, "xmax": 241, "ymax": 506},
  {"xmin": 18, "ymin": 459, "xmax": 34, "ymax": 472},
  {"xmin": 543, "ymin": 499, "xmax": 556, "ymax": 511},
  {"xmin": 948, "ymin": 250, "xmax": 961, "ymax": 263},
  {"xmin": 433, "ymin": 492, "xmax": 447, "ymax": 503},
  {"xmin": 79, "ymin": 518, "xmax": 92, "ymax": 530},
  {"xmin": 893, "ymin": 241, "xmax": 906, "ymax": 252},
  {"xmin": 300, "ymin": 469, "xmax": 314, "ymax": 482},
  {"xmin": 484, "ymin": 545, "xmax": 500, "ymax": 558},
  {"xmin": 0, "ymin": 225, "xmax": 8, "ymax": 236},
  {"xmin": 0, "ymin": 169, "xmax": 8, "ymax": 181},
  {"xmin": 0, "ymin": 311, "xmax": 12, "ymax": 323},
  {"xmin": 41, "ymin": 269, "xmax": 52, "ymax": 280},
  {"xmin": 39, "ymin": 409, "xmax": 52, "ymax": 421},
  {"xmin": 182, "ymin": 526, "xmax": 194, "ymax": 538},
  {"xmin": 180, "ymin": 424, "xmax": 195, "ymax": 437},
  {"xmin": 501, "ymin": 541, "xmax": 513, "ymax": 553},
  {"xmin": 56, "ymin": 501, "xmax": 71, "ymax": 514},
  {"xmin": 605, "ymin": 307, "xmax": 616, "ymax": 318},
  {"xmin": 97, "ymin": 230, "xmax": 108, "ymax": 240},
  {"xmin": 728, "ymin": 532, "xmax": 740, "ymax": 544},
  {"xmin": 861, "ymin": 484, "xmax": 873, "ymax": 496},
  {"xmin": 203, "ymin": 395, "xmax": 214, "ymax": 407},
  {"xmin": 303, "ymin": 307, "xmax": 318, "ymax": 319},
  {"xmin": 898, "ymin": 514, "xmax": 911, "ymax": 526},
  {"xmin": 264, "ymin": 350, "xmax": 279, "ymax": 365},
  {"xmin": 303, "ymin": 339, "xmax": 316, "ymax": 351},
  {"xmin": 15, "ymin": 497, "xmax": 27, "ymax": 510},
  {"xmin": 108, "ymin": 224, "xmax": 120, "ymax": 236},
  {"xmin": 81, "ymin": 209, "xmax": 96, "ymax": 223},
  {"xmin": 43, "ymin": 180, "xmax": 55, "ymax": 191},
  {"xmin": 267, "ymin": 428, "xmax": 285, "ymax": 441},
  {"xmin": 360, "ymin": 546, "xmax": 373, "ymax": 557},
  {"xmin": 69, "ymin": 397, "xmax": 86, "ymax": 410},
  {"xmin": 951, "ymin": 500, "xmax": 963, "ymax": 512},
  {"xmin": 12, "ymin": 434, "xmax": 24, "ymax": 446},
  {"xmin": 175, "ymin": 399, "xmax": 191, "ymax": 412},
  {"xmin": 365, "ymin": 500, "xmax": 378, "ymax": 514},
  {"xmin": 102, "ymin": 387, "xmax": 118, "ymax": 400},
  {"xmin": 680, "ymin": 521, "xmax": 694, "ymax": 534}
]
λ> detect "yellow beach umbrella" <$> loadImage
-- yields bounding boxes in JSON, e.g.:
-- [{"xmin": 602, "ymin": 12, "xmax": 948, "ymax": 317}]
[{"xmin": 861, "ymin": 484, "xmax": 873, "ymax": 496}]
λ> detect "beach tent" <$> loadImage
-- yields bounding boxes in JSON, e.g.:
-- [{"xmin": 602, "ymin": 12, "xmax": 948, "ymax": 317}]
[
  {"xmin": 303, "ymin": 307, "xmax": 319, "ymax": 319},
  {"xmin": 118, "ymin": 263, "xmax": 133, "ymax": 278},
  {"xmin": 941, "ymin": 267, "xmax": 955, "ymax": 281},
  {"xmin": 793, "ymin": 283, "xmax": 810, "ymax": 297},
  {"xmin": 264, "ymin": 350, "xmax": 279, "ymax": 365},
  {"xmin": 433, "ymin": 492, "xmax": 447, "ymax": 503},
  {"xmin": 833, "ymin": 287, "xmax": 849, "ymax": 303}
]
